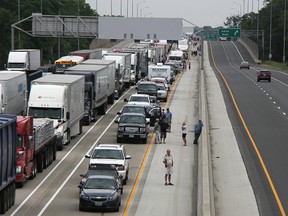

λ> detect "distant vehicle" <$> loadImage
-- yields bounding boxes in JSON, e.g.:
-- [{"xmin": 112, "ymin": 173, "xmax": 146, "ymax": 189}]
[
  {"xmin": 240, "ymin": 61, "xmax": 250, "ymax": 69},
  {"xmin": 54, "ymin": 55, "xmax": 84, "ymax": 73},
  {"xmin": 7, "ymin": 49, "xmax": 41, "ymax": 71},
  {"xmin": 219, "ymin": 37, "xmax": 227, "ymax": 41},
  {"xmin": 78, "ymin": 175, "xmax": 123, "ymax": 212},
  {"xmin": 79, "ymin": 164, "xmax": 123, "ymax": 193},
  {"xmin": 156, "ymin": 83, "xmax": 168, "ymax": 102},
  {"xmin": 85, "ymin": 144, "xmax": 131, "ymax": 185},
  {"xmin": 115, "ymin": 113, "xmax": 150, "ymax": 144},
  {"xmin": 257, "ymin": 70, "xmax": 271, "ymax": 82},
  {"xmin": 151, "ymin": 77, "xmax": 170, "ymax": 91},
  {"xmin": 126, "ymin": 93, "xmax": 151, "ymax": 104}
]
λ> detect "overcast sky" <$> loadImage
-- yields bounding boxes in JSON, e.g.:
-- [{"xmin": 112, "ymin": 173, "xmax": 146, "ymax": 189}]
[{"xmin": 86, "ymin": 0, "xmax": 266, "ymax": 28}]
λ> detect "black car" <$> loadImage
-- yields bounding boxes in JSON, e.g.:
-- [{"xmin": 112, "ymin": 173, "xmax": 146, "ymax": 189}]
[
  {"xmin": 79, "ymin": 175, "xmax": 123, "ymax": 212},
  {"xmin": 115, "ymin": 113, "xmax": 150, "ymax": 143},
  {"xmin": 79, "ymin": 164, "xmax": 124, "ymax": 193}
]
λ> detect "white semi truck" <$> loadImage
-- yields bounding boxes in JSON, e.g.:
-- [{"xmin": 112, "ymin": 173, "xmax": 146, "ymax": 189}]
[
  {"xmin": 0, "ymin": 71, "xmax": 26, "ymax": 115},
  {"xmin": 7, "ymin": 49, "xmax": 41, "ymax": 71},
  {"xmin": 148, "ymin": 63, "xmax": 172, "ymax": 84},
  {"xmin": 28, "ymin": 74, "xmax": 85, "ymax": 150}
]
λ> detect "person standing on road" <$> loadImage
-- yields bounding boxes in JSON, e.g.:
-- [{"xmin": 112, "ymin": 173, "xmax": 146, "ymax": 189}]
[
  {"xmin": 163, "ymin": 149, "xmax": 173, "ymax": 185},
  {"xmin": 193, "ymin": 120, "xmax": 203, "ymax": 144},
  {"xmin": 165, "ymin": 108, "xmax": 172, "ymax": 132},
  {"xmin": 182, "ymin": 122, "xmax": 187, "ymax": 146},
  {"xmin": 154, "ymin": 118, "xmax": 161, "ymax": 144},
  {"xmin": 159, "ymin": 118, "xmax": 169, "ymax": 144}
]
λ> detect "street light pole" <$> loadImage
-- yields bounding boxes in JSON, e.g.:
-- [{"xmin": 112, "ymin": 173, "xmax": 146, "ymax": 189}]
[
  {"xmin": 234, "ymin": 2, "xmax": 242, "ymax": 16},
  {"xmin": 127, "ymin": 0, "xmax": 129, "ymax": 17},
  {"xmin": 257, "ymin": 0, "xmax": 259, "ymax": 39},
  {"xmin": 283, "ymin": 0, "xmax": 286, "ymax": 65},
  {"xmin": 242, "ymin": 0, "xmax": 245, "ymax": 15},
  {"xmin": 137, "ymin": 1, "xmax": 145, "ymax": 18},
  {"xmin": 111, "ymin": 0, "xmax": 112, "ymax": 16},
  {"xmin": 269, "ymin": 0, "xmax": 273, "ymax": 62}
]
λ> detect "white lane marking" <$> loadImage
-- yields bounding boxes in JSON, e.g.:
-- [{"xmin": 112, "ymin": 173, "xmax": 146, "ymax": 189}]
[{"xmin": 10, "ymin": 87, "xmax": 135, "ymax": 216}]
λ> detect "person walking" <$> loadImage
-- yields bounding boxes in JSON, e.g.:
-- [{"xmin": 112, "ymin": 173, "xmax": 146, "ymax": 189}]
[
  {"xmin": 154, "ymin": 118, "xmax": 161, "ymax": 144},
  {"xmin": 163, "ymin": 149, "xmax": 173, "ymax": 185},
  {"xmin": 193, "ymin": 120, "xmax": 204, "ymax": 144},
  {"xmin": 182, "ymin": 122, "xmax": 187, "ymax": 146},
  {"xmin": 159, "ymin": 118, "xmax": 169, "ymax": 144},
  {"xmin": 165, "ymin": 108, "xmax": 172, "ymax": 132}
]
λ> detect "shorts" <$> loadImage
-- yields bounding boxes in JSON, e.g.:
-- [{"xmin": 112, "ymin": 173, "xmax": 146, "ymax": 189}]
[
  {"xmin": 182, "ymin": 133, "xmax": 187, "ymax": 138},
  {"xmin": 161, "ymin": 131, "xmax": 167, "ymax": 139},
  {"xmin": 165, "ymin": 167, "xmax": 173, "ymax": 175}
]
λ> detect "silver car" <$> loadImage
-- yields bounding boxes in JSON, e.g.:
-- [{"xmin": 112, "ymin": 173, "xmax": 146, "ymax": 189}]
[{"xmin": 156, "ymin": 83, "xmax": 168, "ymax": 102}]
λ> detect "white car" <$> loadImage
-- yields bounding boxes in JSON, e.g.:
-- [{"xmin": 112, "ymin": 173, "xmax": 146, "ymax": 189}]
[
  {"xmin": 156, "ymin": 83, "xmax": 168, "ymax": 102},
  {"xmin": 125, "ymin": 93, "xmax": 151, "ymax": 104},
  {"xmin": 85, "ymin": 144, "xmax": 132, "ymax": 184},
  {"xmin": 151, "ymin": 77, "xmax": 170, "ymax": 91}
]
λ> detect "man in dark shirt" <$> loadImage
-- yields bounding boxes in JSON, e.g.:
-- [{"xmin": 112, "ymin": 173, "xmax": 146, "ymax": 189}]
[
  {"xmin": 160, "ymin": 118, "xmax": 169, "ymax": 144},
  {"xmin": 193, "ymin": 120, "xmax": 204, "ymax": 144}
]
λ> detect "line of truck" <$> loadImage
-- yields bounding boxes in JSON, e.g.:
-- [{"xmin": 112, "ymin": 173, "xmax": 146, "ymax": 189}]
[{"xmin": 0, "ymin": 39, "xmax": 173, "ymax": 214}]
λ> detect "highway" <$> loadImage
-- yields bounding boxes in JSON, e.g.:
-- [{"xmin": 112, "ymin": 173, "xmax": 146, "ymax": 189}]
[
  {"xmin": 209, "ymin": 40, "xmax": 288, "ymax": 216},
  {"xmin": 6, "ymin": 39, "xmax": 288, "ymax": 216}
]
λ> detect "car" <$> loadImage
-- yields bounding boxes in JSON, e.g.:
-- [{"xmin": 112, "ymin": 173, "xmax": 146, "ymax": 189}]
[
  {"xmin": 136, "ymin": 81, "xmax": 158, "ymax": 97},
  {"xmin": 78, "ymin": 175, "xmax": 123, "ymax": 212},
  {"xmin": 151, "ymin": 77, "xmax": 170, "ymax": 91},
  {"xmin": 125, "ymin": 93, "xmax": 151, "ymax": 104},
  {"xmin": 156, "ymin": 83, "xmax": 168, "ymax": 102},
  {"xmin": 240, "ymin": 61, "xmax": 250, "ymax": 69},
  {"xmin": 257, "ymin": 70, "xmax": 271, "ymax": 82},
  {"xmin": 219, "ymin": 37, "xmax": 227, "ymax": 41},
  {"xmin": 85, "ymin": 144, "xmax": 131, "ymax": 184},
  {"xmin": 79, "ymin": 164, "xmax": 124, "ymax": 193},
  {"xmin": 115, "ymin": 113, "xmax": 150, "ymax": 144},
  {"xmin": 117, "ymin": 102, "xmax": 162, "ymax": 126},
  {"xmin": 165, "ymin": 61, "xmax": 180, "ymax": 75}
]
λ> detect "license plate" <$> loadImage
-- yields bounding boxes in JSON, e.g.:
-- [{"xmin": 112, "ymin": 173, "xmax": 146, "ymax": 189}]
[
  {"xmin": 95, "ymin": 201, "xmax": 102, "ymax": 206},
  {"xmin": 129, "ymin": 135, "xmax": 134, "ymax": 138}
]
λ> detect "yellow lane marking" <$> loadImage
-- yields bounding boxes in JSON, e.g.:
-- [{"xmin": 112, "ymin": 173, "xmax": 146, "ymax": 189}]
[
  {"xmin": 122, "ymin": 70, "xmax": 183, "ymax": 216},
  {"xmin": 209, "ymin": 41, "xmax": 286, "ymax": 216}
]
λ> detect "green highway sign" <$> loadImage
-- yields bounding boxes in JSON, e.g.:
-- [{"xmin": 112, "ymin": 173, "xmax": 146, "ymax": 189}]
[{"xmin": 219, "ymin": 28, "xmax": 241, "ymax": 37}]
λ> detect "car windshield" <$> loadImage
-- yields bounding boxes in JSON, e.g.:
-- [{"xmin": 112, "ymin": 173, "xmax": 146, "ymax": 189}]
[
  {"xmin": 157, "ymin": 85, "xmax": 166, "ymax": 90},
  {"xmin": 92, "ymin": 149, "xmax": 124, "ymax": 159},
  {"xmin": 129, "ymin": 96, "xmax": 149, "ymax": 103},
  {"xmin": 86, "ymin": 169, "xmax": 118, "ymax": 178},
  {"xmin": 122, "ymin": 106, "xmax": 146, "ymax": 115},
  {"xmin": 119, "ymin": 115, "xmax": 145, "ymax": 124},
  {"xmin": 84, "ymin": 178, "xmax": 116, "ymax": 190}
]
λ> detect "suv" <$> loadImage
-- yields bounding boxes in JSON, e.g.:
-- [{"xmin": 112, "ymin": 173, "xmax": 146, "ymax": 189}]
[
  {"xmin": 257, "ymin": 70, "xmax": 271, "ymax": 82},
  {"xmin": 136, "ymin": 81, "xmax": 158, "ymax": 97},
  {"xmin": 115, "ymin": 113, "xmax": 150, "ymax": 144},
  {"xmin": 85, "ymin": 144, "xmax": 131, "ymax": 184}
]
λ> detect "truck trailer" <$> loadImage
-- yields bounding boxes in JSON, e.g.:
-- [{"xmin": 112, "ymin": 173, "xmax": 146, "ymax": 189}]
[
  {"xmin": 16, "ymin": 116, "xmax": 57, "ymax": 187},
  {"xmin": 65, "ymin": 64, "xmax": 113, "ymax": 125},
  {"xmin": 0, "ymin": 114, "xmax": 17, "ymax": 214},
  {"xmin": 0, "ymin": 71, "xmax": 26, "ymax": 115},
  {"xmin": 28, "ymin": 75, "xmax": 85, "ymax": 150}
]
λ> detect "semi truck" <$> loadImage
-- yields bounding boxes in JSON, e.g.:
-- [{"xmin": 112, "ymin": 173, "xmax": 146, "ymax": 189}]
[
  {"xmin": 0, "ymin": 71, "xmax": 26, "ymax": 115},
  {"xmin": 80, "ymin": 59, "xmax": 116, "ymax": 104},
  {"xmin": 0, "ymin": 114, "xmax": 17, "ymax": 214},
  {"xmin": 28, "ymin": 75, "xmax": 85, "ymax": 150},
  {"xmin": 7, "ymin": 49, "xmax": 41, "ymax": 71},
  {"xmin": 103, "ymin": 52, "xmax": 131, "ymax": 89},
  {"xmin": 70, "ymin": 48, "xmax": 110, "ymax": 60},
  {"xmin": 16, "ymin": 116, "xmax": 57, "ymax": 187},
  {"xmin": 65, "ymin": 64, "xmax": 113, "ymax": 125}
]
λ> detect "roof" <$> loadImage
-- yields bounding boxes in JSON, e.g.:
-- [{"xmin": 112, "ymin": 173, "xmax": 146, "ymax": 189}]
[{"xmin": 96, "ymin": 144, "xmax": 123, "ymax": 150}]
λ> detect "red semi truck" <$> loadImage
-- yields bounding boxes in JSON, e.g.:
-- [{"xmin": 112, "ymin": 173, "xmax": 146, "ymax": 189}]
[{"xmin": 16, "ymin": 116, "xmax": 57, "ymax": 187}]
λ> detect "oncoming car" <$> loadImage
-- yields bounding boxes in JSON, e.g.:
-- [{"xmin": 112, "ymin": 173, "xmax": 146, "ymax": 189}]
[
  {"xmin": 78, "ymin": 175, "xmax": 123, "ymax": 212},
  {"xmin": 240, "ymin": 61, "xmax": 250, "ymax": 69}
]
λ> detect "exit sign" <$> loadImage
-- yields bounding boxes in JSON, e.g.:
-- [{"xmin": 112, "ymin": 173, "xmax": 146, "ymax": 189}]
[{"xmin": 219, "ymin": 28, "xmax": 241, "ymax": 37}]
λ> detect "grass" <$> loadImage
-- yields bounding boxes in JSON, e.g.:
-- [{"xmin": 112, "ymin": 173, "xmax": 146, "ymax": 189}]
[{"xmin": 260, "ymin": 61, "xmax": 288, "ymax": 73}]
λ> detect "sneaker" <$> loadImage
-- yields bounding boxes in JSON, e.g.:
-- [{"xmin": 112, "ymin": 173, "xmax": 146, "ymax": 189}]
[
  {"xmin": 163, "ymin": 141, "xmax": 166, "ymax": 144},
  {"xmin": 165, "ymin": 182, "xmax": 168, "ymax": 185},
  {"xmin": 168, "ymin": 182, "xmax": 173, "ymax": 186}
]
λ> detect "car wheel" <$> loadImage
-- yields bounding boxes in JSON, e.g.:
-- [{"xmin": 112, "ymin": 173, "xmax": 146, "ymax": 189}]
[
  {"xmin": 79, "ymin": 203, "xmax": 85, "ymax": 211},
  {"xmin": 269, "ymin": 78, "xmax": 271, "ymax": 82},
  {"xmin": 117, "ymin": 137, "xmax": 122, "ymax": 143},
  {"xmin": 257, "ymin": 78, "xmax": 260, "ymax": 82}
]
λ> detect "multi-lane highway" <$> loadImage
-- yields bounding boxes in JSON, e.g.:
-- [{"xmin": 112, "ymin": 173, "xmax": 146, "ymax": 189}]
[{"xmin": 209, "ymin": 40, "xmax": 288, "ymax": 216}]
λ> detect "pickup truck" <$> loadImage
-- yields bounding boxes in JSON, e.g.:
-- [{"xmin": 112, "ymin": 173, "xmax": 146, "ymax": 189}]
[{"xmin": 257, "ymin": 70, "xmax": 271, "ymax": 82}]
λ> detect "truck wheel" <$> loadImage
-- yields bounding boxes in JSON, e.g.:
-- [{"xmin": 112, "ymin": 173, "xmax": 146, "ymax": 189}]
[
  {"xmin": 66, "ymin": 129, "xmax": 71, "ymax": 145},
  {"xmin": 108, "ymin": 94, "xmax": 115, "ymax": 104},
  {"xmin": 37, "ymin": 153, "xmax": 44, "ymax": 173},
  {"xmin": 43, "ymin": 151, "xmax": 48, "ymax": 169},
  {"xmin": 29, "ymin": 159, "xmax": 37, "ymax": 180}
]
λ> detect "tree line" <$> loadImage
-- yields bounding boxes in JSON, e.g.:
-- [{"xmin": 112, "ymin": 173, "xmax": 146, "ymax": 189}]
[
  {"xmin": 225, "ymin": 0, "xmax": 288, "ymax": 62},
  {"xmin": 0, "ymin": 0, "xmax": 96, "ymax": 70}
]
